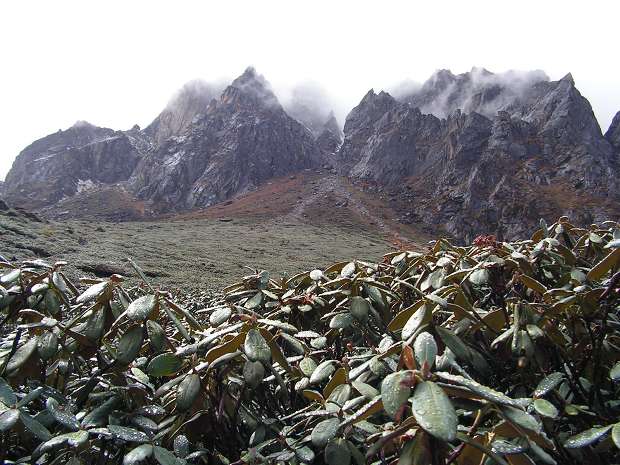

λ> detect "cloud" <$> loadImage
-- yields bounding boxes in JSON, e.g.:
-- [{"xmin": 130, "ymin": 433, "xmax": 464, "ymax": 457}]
[
  {"xmin": 278, "ymin": 81, "xmax": 345, "ymax": 134},
  {"xmin": 400, "ymin": 68, "xmax": 550, "ymax": 119},
  {"xmin": 387, "ymin": 79, "xmax": 422, "ymax": 101}
]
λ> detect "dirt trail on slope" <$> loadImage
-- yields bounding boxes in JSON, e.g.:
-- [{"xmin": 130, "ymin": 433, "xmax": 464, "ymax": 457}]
[{"xmin": 284, "ymin": 175, "xmax": 422, "ymax": 249}]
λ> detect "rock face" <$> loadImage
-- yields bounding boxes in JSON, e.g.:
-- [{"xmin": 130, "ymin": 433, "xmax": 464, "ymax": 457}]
[
  {"xmin": 144, "ymin": 80, "xmax": 221, "ymax": 147},
  {"xmin": 2, "ymin": 68, "xmax": 320, "ymax": 214},
  {"xmin": 3, "ymin": 66, "xmax": 618, "ymax": 241},
  {"xmin": 130, "ymin": 67, "xmax": 321, "ymax": 210},
  {"xmin": 340, "ymin": 71, "xmax": 620, "ymax": 241},
  {"xmin": 316, "ymin": 112, "xmax": 343, "ymax": 156},
  {"xmin": 605, "ymin": 111, "xmax": 620, "ymax": 153},
  {"xmin": 3, "ymin": 121, "xmax": 147, "ymax": 210}
]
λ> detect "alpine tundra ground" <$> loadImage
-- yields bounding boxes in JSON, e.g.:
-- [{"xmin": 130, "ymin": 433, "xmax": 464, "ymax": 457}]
[{"xmin": 0, "ymin": 172, "xmax": 430, "ymax": 290}]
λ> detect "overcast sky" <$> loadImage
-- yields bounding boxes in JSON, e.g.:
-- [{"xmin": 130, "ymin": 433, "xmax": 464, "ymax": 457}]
[{"xmin": 1, "ymin": 0, "xmax": 619, "ymax": 179}]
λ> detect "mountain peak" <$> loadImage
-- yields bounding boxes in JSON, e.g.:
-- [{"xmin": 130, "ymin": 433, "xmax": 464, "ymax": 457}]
[
  {"xmin": 360, "ymin": 89, "xmax": 376, "ymax": 103},
  {"xmin": 224, "ymin": 67, "xmax": 280, "ymax": 109},
  {"xmin": 145, "ymin": 79, "xmax": 220, "ymax": 145},
  {"xmin": 322, "ymin": 111, "xmax": 342, "ymax": 138},
  {"xmin": 470, "ymin": 66, "xmax": 493, "ymax": 76},
  {"xmin": 427, "ymin": 69, "xmax": 457, "ymax": 88},
  {"xmin": 239, "ymin": 66, "xmax": 257, "ymax": 79},
  {"xmin": 359, "ymin": 89, "xmax": 395, "ymax": 106},
  {"xmin": 559, "ymin": 72, "xmax": 575, "ymax": 85}
]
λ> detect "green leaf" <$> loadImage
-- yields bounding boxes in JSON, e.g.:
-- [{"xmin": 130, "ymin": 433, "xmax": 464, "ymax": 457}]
[
  {"xmin": 147, "ymin": 353, "xmax": 183, "ymax": 377},
  {"xmin": 173, "ymin": 435, "xmax": 190, "ymax": 458},
  {"xmin": 116, "ymin": 324, "xmax": 144, "ymax": 365},
  {"xmin": 76, "ymin": 281, "xmax": 108, "ymax": 304},
  {"xmin": 146, "ymin": 320, "xmax": 166, "ymax": 352},
  {"xmin": 108, "ymin": 424, "xmax": 150, "ymax": 443},
  {"xmin": 81, "ymin": 396, "xmax": 118, "ymax": 428},
  {"xmin": 311, "ymin": 418, "xmax": 340, "ymax": 447},
  {"xmin": 528, "ymin": 439, "xmax": 557, "ymax": 465},
  {"xmin": 46, "ymin": 397, "xmax": 80, "ymax": 431},
  {"xmin": 39, "ymin": 430, "xmax": 89, "ymax": 452},
  {"xmin": 0, "ymin": 269, "xmax": 21, "ymax": 284},
  {"xmin": 243, "ymin": 360, "xmax": 265, "ymax": 389},
  {"xmin": 0, "ymin": 378, "xmax": 16, "ymax": 406},
  {"xmin": 310, "ymin": 360, "xmax": 336, "ymax": 385},
  {"xmin": 6, "ymin": 337, "xmax": 38, "ymax": 373},
  {"xmin": 330, "ymin": 313, "xmax": 355, "ymax": 329},
  {"xmin": 244, "ymin": 292, "xmax": 263, "ymax": 309},
  {"xmin": 610, "ymin": 362, "xmax": 620, "ymax": 381},
  {"xmin": 341, "ymin": 262, "xmax": 356, "ymax": 278},
  {"xmin": 349, "ymin": 297, "xmax": 369, "ymax": 322},
  {"xmin": 469, "ymin": 268, "xmax": 489, "ymax": 285},
  {"xmin": 402, "ymin": 305, "xmax": 428, "ymax": 341},
  {"xmin": 295, "ymin": 445, "xmax": 315, "ymax": 463},
  {"xmin": 299, "ymin": 357, "xmax": 317, "ymax": 377},
  {"xmin": 328, "ymin": 384, "xmax": 351, "ymax": 407},
  {"xmin": 534, "ymin": 372, "xmax": 564, "ymax": 397},
  {"xmin": 209, "ymin": 307, "xmax": 232, "ymax": 327},
  {"xmin": 587, "ymin": 248, "xmax": 620, "ymax": 282},
  {"xmin": 20, "ymin": 411, "xmax": 52, "ymax": 441},
  {"xmin": 61, "ymin": 429, "xmax": 89, "ymax": 447},
  {"xmin": 37, "ymin": 331, "xmax": 59, "ymax": 361},
  {"xmin": 436, "ymin": 372, "xmax": 520, "ymax": 407},
  {"xmin": 564, "ymin": 425, "xmax": 612, "ymax": 449},
  {"xmin": 258, "ymin": 318, "xmax": 298, "ymax": 334},
  {"xmin": 490, "ymin": 439, "xmax": 527, "ymax": 455},
  {"xmin": 324, "ymin": 437, "xmax": 351, "ymax": 465},
  {"xmin": 127, "ymin": 295, "xmax": 157, "ymax": 321},
  {"xmin": 502, "ymin": 406, "xmax": 541, "ymax": 433},
  {"xmin": 0, "ymin": 409, "xmax": 19, "ymax": 431},
  {"xmin": 411, "ymin": 381, "xmax": 457, "ymax": 442},
  {"xmin": 381, "ymin": 371, "xmax": 412, "ymax": 418},
  {"xmin": 176, "ymin": 373, "xmax": 201, "ymax": 411},
  {"xmin": 161, "ymin": 304, "xmax": 191, "ymax": 342},
  {"xmin": 352, "ymin": 380, "xmax": 378, "ymax": 400},
  {"xmin": 244, "ymin": 329, "xmax": 271, "ymax": 364},
  {"xmin": 436, "ymin": 327, "xmax": 471, "ymax": 363},
  {"xmin": 153, "ymin": 446, "xmax": 178, "ymax": 465},
  {"xmin": 612, "ymin": 423, "xmax": 620, "ymax": 449},
  {"xmin": 413, "ymin": 332, "xmax": 437, "ymax": 369},
  {"xmin": 123, "ymin": 444, "xmax": 154, "ymax": 465},
  {"xmin": 533, "ymin": 399, "xmax": 559, "ymax": 419}
]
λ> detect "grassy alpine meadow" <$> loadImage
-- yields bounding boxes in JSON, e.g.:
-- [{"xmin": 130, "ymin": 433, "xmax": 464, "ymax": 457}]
[{"xmin": 0, "ymin": 216, "xmax": 619, "ymax": 464}]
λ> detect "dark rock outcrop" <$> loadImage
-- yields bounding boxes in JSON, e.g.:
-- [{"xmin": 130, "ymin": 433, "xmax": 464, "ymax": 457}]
[
  {"xmin": 316, "ymin": 112, "xmax": 343, "ymax": 156},
  {"xmin": 130, "ymin": 67, "xmax": 321, "ymax": 210},
  {"xmin": 605, "ymin": 111, "xmax": 620, "ymax": 153},
  {"xmin": 3, "ymin": 68, "xmax": 321, "ymax": 214},
  {"xmin": 340, "ymin": 72, "xmax": 619, "ymax": 241},
  {"xmin": 3, "ymin": 121, "xmax": 147, "ymax": 209}
]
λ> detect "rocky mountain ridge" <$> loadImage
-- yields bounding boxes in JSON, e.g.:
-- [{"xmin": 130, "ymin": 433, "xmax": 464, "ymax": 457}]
[
  {"xmin": 130, "ymin": 68, "xmax": 322, "ymax": 211},
  {"xmin": 341, "ymin": 71, "xmax": 619, "ymax": 240},
  {"xmin": 2, "ymin": 67, "xmax": 618, "ymax": 241}
]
